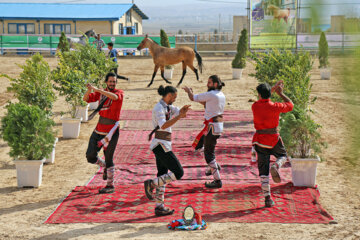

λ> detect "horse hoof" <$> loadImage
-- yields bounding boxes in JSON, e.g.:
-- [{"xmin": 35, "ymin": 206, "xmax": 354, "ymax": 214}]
[{"xmin": 147, "ymin": 84, "xmax": 152, "ymax": 88}]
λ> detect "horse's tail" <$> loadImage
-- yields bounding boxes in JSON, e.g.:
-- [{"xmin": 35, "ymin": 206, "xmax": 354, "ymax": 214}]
[{"xmin": 194, "ymin": 49, "xmax": 203, "ymax": 74}]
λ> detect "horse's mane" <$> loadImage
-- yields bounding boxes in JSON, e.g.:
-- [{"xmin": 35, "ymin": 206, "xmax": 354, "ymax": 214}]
[{"xmin": 147, "ymin": 37, "xmax": 159, "ymax": 46}]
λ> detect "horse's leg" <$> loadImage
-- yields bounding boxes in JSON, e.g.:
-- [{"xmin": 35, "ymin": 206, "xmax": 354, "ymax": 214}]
[
  {"xmin": 147, "ymin": 65, "xmax": 159, "ymax": 88},
  {"xmin": 187, "ymin": 62, "xmax": 199, "ymax": 81},
  {"xmin": 177, "ymin": 61, "xmax": 187, "ymax": 87},
  {"xmin": 160, "ymin": 66, "xmax": 172, "ymax": 84}
]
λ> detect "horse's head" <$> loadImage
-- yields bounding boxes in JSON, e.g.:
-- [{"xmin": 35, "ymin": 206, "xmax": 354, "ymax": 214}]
[
  {"xmin": 137, "ymin": 34, "xmax": 149, "ymax": 50},
  {"xmin": 85, "ymin": 29, "xmax": 97, "ymax": 38}
]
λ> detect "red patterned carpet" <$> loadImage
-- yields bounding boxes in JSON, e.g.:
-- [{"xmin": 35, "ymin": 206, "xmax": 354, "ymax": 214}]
[
  {"xmin": 45, "ymin": 110, "xmax": 333, "ymax": 224},
  {"xmin": 45, "ymin": 183, "xmax": 333, "ymax": 224}
]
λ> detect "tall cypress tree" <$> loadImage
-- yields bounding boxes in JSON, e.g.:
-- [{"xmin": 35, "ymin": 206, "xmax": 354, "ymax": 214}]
[
  {"xmin": 232, "ymin": 29, "xmax": 248, "ymax": 69},
  {"xmin": 318, "ymin": 32, "xmax": 329, "ymax": 68},
  {"xmin": 58, "ymin": 31, "xmax": 70, "ymax": 53}
]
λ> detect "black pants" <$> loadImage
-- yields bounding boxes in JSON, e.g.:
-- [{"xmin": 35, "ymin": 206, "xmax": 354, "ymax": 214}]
[
  {"xmin": 112, "ymin": 67, "xmax": 128, "ymax": 80},
  {"xmin": 204, "ymin": 125, "xmax": 220, "ymax": 164},
  {"xmin": 86, "ymin": 129, "xmax": 119, "ymax": 168},
  {"xmin": 255, "ymin": 138, "xmax": 287, "ymax": 176},
  {"xmin": 153, "ymin": 145, "xmax": 184, "ymax": 180}
]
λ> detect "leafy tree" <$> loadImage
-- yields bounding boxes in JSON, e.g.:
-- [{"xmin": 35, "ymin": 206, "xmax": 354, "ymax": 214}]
[
  {"xmin": 0, "ymin": 103, "xmax": 55, "ymax": 160},
  {"xmin": 51, "ymin": 51, "xmax": 87, "ymax": 118},
  {"xmin": 58, "ymin": 31, "xmax": 70, "ymax": 53},
  {"xmin": 51, "ymin": 41, "xmax": 117, "ymax": 117},
  {"xmin": 232, "ymin": 29, "xmax": 248, "ymax": 69},
  {"xmin": 1, "ymin": 53, "xmax": 55, "ymax": 113},
  {"xmin": 318, "ymin": 32, "xmax": 329, "ymax": 68}
]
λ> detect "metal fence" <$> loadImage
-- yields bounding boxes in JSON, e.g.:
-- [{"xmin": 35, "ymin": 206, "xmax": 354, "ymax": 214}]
[{"xmin": 0, "ymin": 34, "xmax": 176, "ymax": 55}]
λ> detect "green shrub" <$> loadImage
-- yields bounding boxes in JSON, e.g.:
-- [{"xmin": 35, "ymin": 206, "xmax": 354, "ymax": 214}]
[
  {"xmin": 51, "ymin": 52, "xmax": 87, "ymax": 118},
  {"xmin": 0, "ymin": 103, "xmax": 55, "ymax": 160},
  {"xmin": 160, "ymin": 29, "xmax": 173, "ymax": 69},
  {"xmin": 251, "ymin": 49, "xmax": 325, "ymax": 158},
  {"xmin": 57, "ymin": 41, "xmax": 117, "ymax": 88},
  {"xmin": 51, "ymin": 42, "xmax": 117, "ymax": 117},
  {"xmin": 58, "ymin": 31, "xmax": 70, "ymax": 53},
  {"xmin": 232, "ymin": 29, "xmax": 248, "ymax": 69},
  {"xmin": 280, "ymin": 106, "xmax": 326, "ymax": 158},
  {"xmin": 250, "ymin": 49, "xmax": 313, "ymax": 109},
  {"xmin": 1, "ymin": 53, "xmax": 56, "ymax": 113},
  {"xmin": 318, "ymin": 32, "xmax": 329, "ymax": 68}
]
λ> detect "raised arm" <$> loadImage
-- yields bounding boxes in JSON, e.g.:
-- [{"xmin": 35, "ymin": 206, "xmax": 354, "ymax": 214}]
[
  {"xmin": 161, "ymin": 105, "xmax": 191, "ymax": 129},
  {"xmin": 86, "ymin": 84, "xmax": 119, "ymax": 101},
  {"xmin": 183, "ymin": 86, "xmax": 194, "ymax": 101},
  {"xmin": 275, "ymin": 81, "xmax": 292, "ymax": 103}
]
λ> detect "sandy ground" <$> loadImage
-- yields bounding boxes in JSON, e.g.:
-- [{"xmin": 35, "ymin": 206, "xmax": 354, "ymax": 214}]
[{"xmin": 0, "ymin": 55, "xmax": 359, "ymax": 240}]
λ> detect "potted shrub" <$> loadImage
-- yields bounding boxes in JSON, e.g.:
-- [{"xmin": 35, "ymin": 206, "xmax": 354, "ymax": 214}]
[
  {"xmin": 58, "ymin": 31, "xmax": 70, "ymax": 53},
  {"xmin": 56, "ymin": 42, "xmax": 116, "ymax": 113},
  {"xmin": 160, "ymin": 29, "xmax": 174, "ymax": 79},
  {"xmin": 1, "ymin": 53, "xmax": 58, "ymax": 164},
  {"xmin": 318, "ymin": 32, "xmax": 331, "ymax": 80},
  {"xmin": 232, "ymin": 29, "xmax": 248, "ymax": 79},
  {"xmin": 0, "ymin": 103, "xmax": 55, "ymax": 187},
  {"xmin": 52, "ymin": 52, "xmax": 86, "ymax": 138},
  {"xmin": 251, "ymin": 49, "xmax": 326, "ymax": 187}
]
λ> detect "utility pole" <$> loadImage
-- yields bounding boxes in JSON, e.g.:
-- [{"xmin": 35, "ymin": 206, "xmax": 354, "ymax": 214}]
[{"xmin": 219, "ymin": 14, "xmax": 221, "ymax": 33}]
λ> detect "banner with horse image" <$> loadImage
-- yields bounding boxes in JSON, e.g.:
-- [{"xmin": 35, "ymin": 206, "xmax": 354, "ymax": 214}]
[{"xmin": 250, "ymin": 0, "xmax": 297, "ymax": 49}]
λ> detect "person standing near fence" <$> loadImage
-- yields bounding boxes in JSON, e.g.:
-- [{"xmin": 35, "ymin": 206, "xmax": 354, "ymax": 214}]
[
  {"xmin": 183, "ymin": 75, "xmax": 226, "ymax": 189},
  {"xmin": 107, "ymin": 42, "xmax": 130, "ymax": 81},
  {"xmin": 83, "ymin": 72, "xmax": 124, "ymax": 194},
  {"xmin": 92, "ymin": 34, "xmax": 105, "ymax": 52},
  {"xmin": 252, "ymin": 81, "xmax": 293, "ymax": 207}
]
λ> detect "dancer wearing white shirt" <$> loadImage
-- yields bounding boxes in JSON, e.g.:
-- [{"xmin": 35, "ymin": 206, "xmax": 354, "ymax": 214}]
[
  {"xmin": 144, "ymin": 85, "xmax": 191, "ymax": 216},
  {"xmin": 183, "ymin": 75, "xmax": 226, "ymax": 189}
]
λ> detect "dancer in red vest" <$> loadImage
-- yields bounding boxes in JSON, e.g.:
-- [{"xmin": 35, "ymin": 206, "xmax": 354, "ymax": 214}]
[
  {"xmin": 183, "ymin": 75, "xmax": 226, "ymax": 189},
  {"xmin": 83, "ymin": 72, "xmax": 124, "ymax": 194},
  {"xmin": 252, "ymin": 80, "xmax": 293, "ymax": 207}
]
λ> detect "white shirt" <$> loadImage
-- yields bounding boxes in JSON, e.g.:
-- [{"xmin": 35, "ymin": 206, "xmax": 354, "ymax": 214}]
[
  {"xmin": 193, "ymin": 90, "xmax": 225, "ymax": 135},
  {"xmin": 150, "ymin": 99, "xmax": 180, "ymax": 152}
]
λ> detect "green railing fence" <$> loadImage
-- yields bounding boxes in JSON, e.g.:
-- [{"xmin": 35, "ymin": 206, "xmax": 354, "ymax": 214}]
[{"xmin": 0, "ymin": 34, "xmax": 176, "ymax": 55}]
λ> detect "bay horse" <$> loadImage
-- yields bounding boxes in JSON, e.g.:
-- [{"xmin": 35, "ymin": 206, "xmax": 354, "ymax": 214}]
[{"xmin": 137, "ymin": 34, "xmax": 203, "ymax": 87}]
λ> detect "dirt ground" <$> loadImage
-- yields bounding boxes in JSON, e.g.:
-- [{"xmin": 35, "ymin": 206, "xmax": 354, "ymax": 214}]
[{"xmin": 0, "ymin": 55, "xmax": 359, "ymax": 240}]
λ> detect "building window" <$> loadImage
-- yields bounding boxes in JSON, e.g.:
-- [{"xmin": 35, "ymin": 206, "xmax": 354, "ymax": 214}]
[
  {"xmin": 44, "ymin": 24, "xmax": 71, "ymax": 34},
  {"xmin": 119, "ymin": 23, "xmax": 123, "ymax": 34},
  {"xmin": 134, "ymin": 23, "xmax": 138, "ymax": 34},
  {"xmin": 8, "ymin": 23, "xmax": 35, "ymax": 34},
  {"xmin": 126, "ymin": 11, "xmax": 131, "ymax": 23}
]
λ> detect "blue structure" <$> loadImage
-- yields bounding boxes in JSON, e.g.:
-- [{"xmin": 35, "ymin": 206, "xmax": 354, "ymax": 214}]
[{"xmin": 0, "ymin": 3, "xmax": 149, "ymax": 35}]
